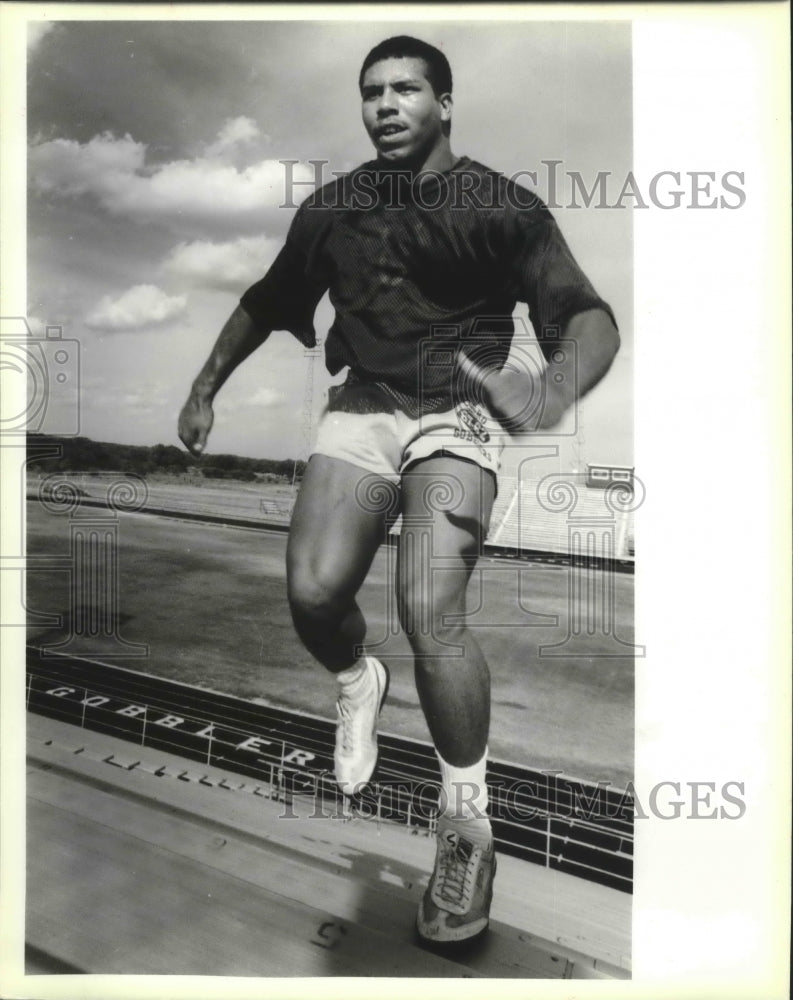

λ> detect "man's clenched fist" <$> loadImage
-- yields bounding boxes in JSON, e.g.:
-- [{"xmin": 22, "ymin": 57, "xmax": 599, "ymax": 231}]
[
  {"xmin": 455, "ymin": 352, "xmax": 573, "ymax": 434},
  {"xmin": 178, "ymin": 392, "xmax": 214, "ymax": 456}
]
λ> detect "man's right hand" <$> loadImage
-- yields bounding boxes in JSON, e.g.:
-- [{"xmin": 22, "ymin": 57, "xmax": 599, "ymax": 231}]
[
  {"xmin": 176, "ymin": 305, "xmax": 272, "ymax": 456},
  {"xmin": 178, "ymin": 392, "xmax": 214, "ymax": 456}
]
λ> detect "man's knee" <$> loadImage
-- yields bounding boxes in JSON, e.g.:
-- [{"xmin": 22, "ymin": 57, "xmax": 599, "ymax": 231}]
[
  {"xmin": 287, "ymin": 565, "xmax": 351, "ymax": 628},
  {"xmin": 398, "ymin": 592, "xmax": 466, "ymax": 655}
]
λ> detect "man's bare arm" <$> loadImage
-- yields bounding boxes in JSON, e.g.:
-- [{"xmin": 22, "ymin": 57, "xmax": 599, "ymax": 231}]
[
  {"xmin": 459, "ymin": 308, "xmax": 621, "ymax": 434},
  {"xmin": 178, "ymin": 305, "xmax": 270, "ymax": 455}
]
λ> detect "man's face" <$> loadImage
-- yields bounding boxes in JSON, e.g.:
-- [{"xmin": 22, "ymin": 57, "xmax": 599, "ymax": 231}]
[{"xmin": 360, "ymin": 56, "xmax": 451, "ymax": 167}]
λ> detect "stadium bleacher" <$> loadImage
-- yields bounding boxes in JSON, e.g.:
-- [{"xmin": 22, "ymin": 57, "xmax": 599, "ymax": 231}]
[{"xmin": 487, "ymin": 475, "xmax": 634, "ymax": 562}]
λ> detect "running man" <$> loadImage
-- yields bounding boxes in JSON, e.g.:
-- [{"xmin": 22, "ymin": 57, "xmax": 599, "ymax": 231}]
[{"xmin": 178, "ymin": 35, "xmax": 620, "ymax": 944}]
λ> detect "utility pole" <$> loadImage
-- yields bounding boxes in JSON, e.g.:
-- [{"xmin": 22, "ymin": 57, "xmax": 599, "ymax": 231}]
[{"xmin": 292, "ymin": 341, "xmax": 321, "ymax": 490}]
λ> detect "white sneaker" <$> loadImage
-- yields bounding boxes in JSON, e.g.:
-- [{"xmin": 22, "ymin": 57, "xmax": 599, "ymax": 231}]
[
  {"xmin": 417, "ymin": 827, "xmax": 496, "ymax": 943},
  {"xmin": 334, "ymin": 656, "xmax": 389, "ymax": 796}
]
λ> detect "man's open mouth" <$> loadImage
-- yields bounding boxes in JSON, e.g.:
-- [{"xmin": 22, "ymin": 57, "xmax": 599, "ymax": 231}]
[{"xmin": 377, "ymin": 124, "xmax": 407, "ymax": 138}]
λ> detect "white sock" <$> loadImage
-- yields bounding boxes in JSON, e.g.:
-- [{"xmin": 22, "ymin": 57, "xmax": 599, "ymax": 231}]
[
  {"xmin": 436, "ymin": 748, "xmax": 492, "ymax": 849},
  {"xmin": 336, "ymin": 657, "xmax": 372, "ymax": 701}
]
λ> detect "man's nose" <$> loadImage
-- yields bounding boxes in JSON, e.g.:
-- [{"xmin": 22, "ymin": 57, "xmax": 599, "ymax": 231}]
[{"xmin": 376, "ymin": 88, "xmax": 398, "ymax": 115}]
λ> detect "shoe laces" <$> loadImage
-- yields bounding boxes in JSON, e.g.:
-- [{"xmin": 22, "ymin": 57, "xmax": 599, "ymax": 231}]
[{"xmin": 435, "ymin": 834, "xmax": 480, "ymax": 909}]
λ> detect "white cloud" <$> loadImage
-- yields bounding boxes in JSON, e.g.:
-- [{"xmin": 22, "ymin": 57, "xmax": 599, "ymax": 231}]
[
  {"xmin": 215, "ymin": 386, "xmax": 284, "ymax": 414},
  {"xmin": 30, "ymin": 132, "xmax": 146, "ymax": 198},
  {"xmin": 85, "ymin": 284, "xmax": 186, "ymax": 332},
  {"xmin": 28, "ymin": 22, "xmax": 55, "ymax": 51},
  {"xmin": 29, "ymin": 126, "xmax": 316, "ymax": 230},
  {"xmin": 162, "ymin": 236, "xmax": 279, "ymax": 293},
  {"xmin": 205, "ymin": 117, "xmax": 260, "ymax": 158},
  {"xmin": 120, "ymin": 390, "xmax": 170, "ymax": 407},
  {"xmin": 247, "ymin": 387, "xmax": 284, "ymax": 407}
]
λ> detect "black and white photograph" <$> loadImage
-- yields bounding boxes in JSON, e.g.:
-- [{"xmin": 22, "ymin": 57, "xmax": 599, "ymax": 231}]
[{"xmin": 0, "ymin": 3, "xmax": 789, "ymax": 997}]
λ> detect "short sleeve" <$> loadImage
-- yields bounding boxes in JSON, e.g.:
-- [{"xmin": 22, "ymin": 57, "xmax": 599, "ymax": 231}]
[
  {"xmin": 508, "ymin": 199, "xmax": 617, "ymax": 354},
  {"xmin": 240, "ymin": 207, "xmax": 329, "ymax": 348}
]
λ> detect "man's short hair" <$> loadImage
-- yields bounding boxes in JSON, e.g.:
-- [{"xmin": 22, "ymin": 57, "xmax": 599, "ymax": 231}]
[{"xmin": 359, "ymin": 36, "xmax": 453, "ymax": 97}]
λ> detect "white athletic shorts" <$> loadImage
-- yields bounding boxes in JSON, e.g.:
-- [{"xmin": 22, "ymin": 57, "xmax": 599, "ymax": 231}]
[{"xmin": 313, "ymin": 399, "xmax": 504, "ymax": 482}]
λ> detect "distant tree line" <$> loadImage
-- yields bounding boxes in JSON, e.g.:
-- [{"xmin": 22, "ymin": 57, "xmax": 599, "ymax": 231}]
[{"xmin": 26, "ymin": 434, "xmax": 305, "ymax": 481}]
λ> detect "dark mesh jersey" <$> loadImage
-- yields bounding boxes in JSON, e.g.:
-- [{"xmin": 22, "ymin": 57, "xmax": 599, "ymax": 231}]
[{"xmin": 240, "ymin": 156, "xmax": 615, "ymax": 417}]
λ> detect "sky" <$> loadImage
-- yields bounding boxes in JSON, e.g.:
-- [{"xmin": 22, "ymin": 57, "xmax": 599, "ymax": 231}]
[
  {"xmin": 25, "ymin": 18, "xmax": 633, "ymax": 471},
  {"xmin": 6, "ymin": 9, "xmax": 791, "ymax": 990}
]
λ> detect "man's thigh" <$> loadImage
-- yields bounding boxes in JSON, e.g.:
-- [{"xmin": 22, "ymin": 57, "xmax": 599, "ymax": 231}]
[
  {"xmin": 397, "ymin": 455, "xmax": 496, "ymax": 618},
  {"xmin": 287, "ymin": 454, "xmax": 399, "ymax": 599}
]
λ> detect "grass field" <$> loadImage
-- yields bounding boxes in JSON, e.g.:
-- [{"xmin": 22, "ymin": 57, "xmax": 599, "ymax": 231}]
[{"xmin": 26, "ymin": 486, "xmax": 635, "ymax": 787}]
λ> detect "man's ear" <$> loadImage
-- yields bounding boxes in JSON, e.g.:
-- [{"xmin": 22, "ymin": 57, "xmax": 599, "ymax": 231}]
[{"xmin": 439, "ymin": 93, "xmax": 453, "ymax": 123}]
